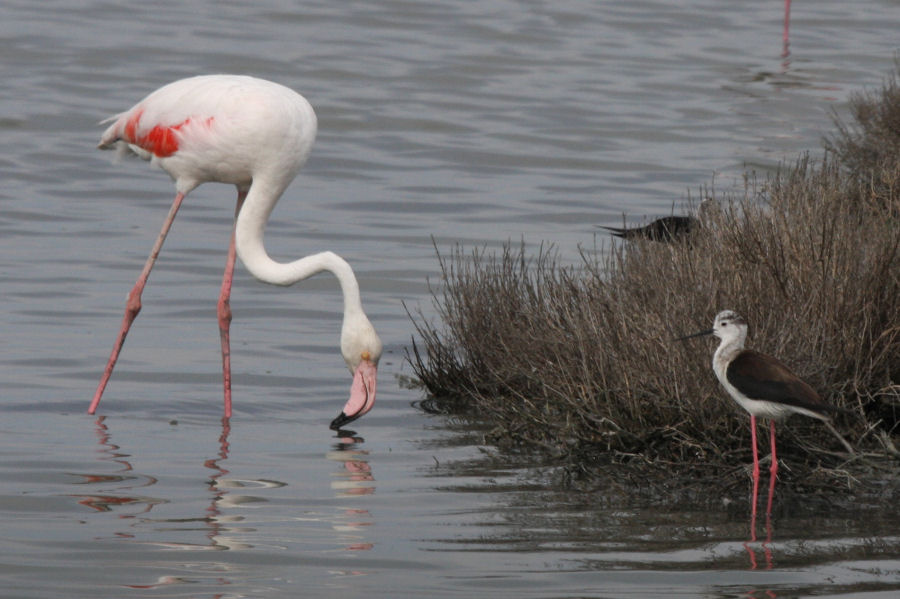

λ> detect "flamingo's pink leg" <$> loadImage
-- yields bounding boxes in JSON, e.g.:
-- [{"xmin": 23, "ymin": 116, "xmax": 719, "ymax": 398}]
[
  {"xmin": 89, "ymin": 192, "xmax": 187, "ymax": 414},
  {"xmin": 217, "ymin": 190, "xmax": 246, "ymax": 419},
  {"xmin": 783, "ymin": 0, "xmax": 791, "ymax": 45},
  {"xmin": 782, "ymin": 0, "xmax": 791, "ymax": 58}
]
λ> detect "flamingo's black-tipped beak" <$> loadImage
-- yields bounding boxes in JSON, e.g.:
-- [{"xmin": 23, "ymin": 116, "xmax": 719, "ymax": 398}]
[
  {"xmin": 329, "ymin": 411, "xmax": 356, "ymax": 430},
  {"xmin": 329, "ymin": 358, "xmax": 377, "ymax": 431}
]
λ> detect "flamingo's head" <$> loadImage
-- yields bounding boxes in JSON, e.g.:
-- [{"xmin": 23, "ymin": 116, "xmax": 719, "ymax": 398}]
[{"xmin": 330, "ymin": 313, "xmax": 382, "ymax": 430}]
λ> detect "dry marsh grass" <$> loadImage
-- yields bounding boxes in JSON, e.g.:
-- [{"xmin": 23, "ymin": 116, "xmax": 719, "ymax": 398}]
[
  {"xmin": 408, "ymin": 68, "xmax": 900, "ymax": 487},
  {"xmin": 826, "ymin": 60, "xmax": 900, "ymax": 208}
]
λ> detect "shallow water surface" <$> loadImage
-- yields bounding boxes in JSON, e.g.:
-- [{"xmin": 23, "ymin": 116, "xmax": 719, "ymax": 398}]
[{"xmin": 1, "ymin": 0, "xmax": 899, "ymax": 597}]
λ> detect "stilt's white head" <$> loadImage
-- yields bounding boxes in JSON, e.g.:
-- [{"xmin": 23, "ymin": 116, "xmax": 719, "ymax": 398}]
[
  {"xmin": 710, "ymin": 310, "xmax": 748, "ymax": 345},
  {"xmin": 676, "ymin": 309, "xmax": 748, "ymax": 346}
]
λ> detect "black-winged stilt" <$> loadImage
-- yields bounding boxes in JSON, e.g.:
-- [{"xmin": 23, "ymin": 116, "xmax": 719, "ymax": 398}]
[
  {"xmin": 678, "ymin": 310, "xmax": 853, "ymax": 480},
  {"xmin": 601, "ymin": 198, "xmax": 715, "ymax": 242},
  {"xmin": 601, "ymin": 215, "xmax": 698, "ymax": 242}
]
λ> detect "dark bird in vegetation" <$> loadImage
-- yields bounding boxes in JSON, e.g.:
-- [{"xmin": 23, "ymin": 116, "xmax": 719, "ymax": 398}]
[
  {"xmin": 678, "ymin": 310, "xmax": 854, "ymax": 484},
  {"xmin": 601, "ymin": 198, "xmax": 714, "ymax": 242},
  {"xmin": 601, "ymin": 215, "xmax": 698, "ymax": 242}
]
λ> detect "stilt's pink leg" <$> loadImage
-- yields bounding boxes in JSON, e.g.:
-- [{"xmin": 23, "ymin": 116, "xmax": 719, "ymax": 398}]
[
  {"xmin": 89, "ymin": 192, "xmax": 187, "ymax": 414},
  {"xmin": 217, "ymin": 190, "xmax": 246, "ymax": 419},
  {"xmin": 750, "ymin": 415, "xmax": 761, "ymax": 479},
  {"xmin": 749, "ymin": 415, "xmax": 760, "ymax": 523},
  {"xmin": 768, "ymin": 420, "xmax": 778, "ymax": 477},
  {"xmin": 766, "ymin": 420, "xmax": 778, "ymax": 515},
  {"xmin": 747, "ymin": 417, "xmax": 778, "ymax": 569},
  {"xmin": 763, "ymin": 422, "xmax": 776, "ymax": 566}
]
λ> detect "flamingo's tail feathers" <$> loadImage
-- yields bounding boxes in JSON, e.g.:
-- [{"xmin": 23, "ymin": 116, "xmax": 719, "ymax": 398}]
[
  {"xmin": 97, "ymin": 115, "xmax": 150, "ymax": 162},
  {"xmin": 97, "ymin": 114, "xmax": 124, "ymax": 149},
  {"xmin": 98, "ymin": 138, "xmax": 141, "ymax": 162}
]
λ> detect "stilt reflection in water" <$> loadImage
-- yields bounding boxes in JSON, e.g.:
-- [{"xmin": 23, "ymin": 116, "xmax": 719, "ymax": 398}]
[{"xmin": 744, "ymin": 472, "xmax": 776, "ymax": 572}]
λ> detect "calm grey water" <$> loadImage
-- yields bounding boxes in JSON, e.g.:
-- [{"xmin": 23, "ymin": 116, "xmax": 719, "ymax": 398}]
[{"xmin": 1, "ymin": 0, "xmax": 898, "ymax": 597}]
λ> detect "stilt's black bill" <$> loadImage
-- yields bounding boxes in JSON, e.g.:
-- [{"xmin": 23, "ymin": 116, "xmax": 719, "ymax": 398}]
[{"xmin": 675, "ymin": 328, "xmax": 714, "ymax": 341}]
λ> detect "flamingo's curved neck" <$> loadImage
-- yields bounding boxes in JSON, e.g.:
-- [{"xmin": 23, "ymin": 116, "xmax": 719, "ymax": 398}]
[{"xmin": 234, "ymin": 181, "xmax": 363, "ymax": 317}]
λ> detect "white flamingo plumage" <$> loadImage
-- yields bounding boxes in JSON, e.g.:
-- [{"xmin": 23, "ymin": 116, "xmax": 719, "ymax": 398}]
[{"xmin": 88, "ymin": 74, "xmax": 382, "ymax": 430}]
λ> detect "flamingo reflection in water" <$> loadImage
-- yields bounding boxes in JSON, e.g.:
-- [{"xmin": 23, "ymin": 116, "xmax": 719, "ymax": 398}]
[
  {"xmin": 72, "ymin": 416, "xmax": 160, "ymax": 516},
  {"xmin": 84, "ymin": 415, "xmax": 377, "ymax": 587},
  {"xmin": 327, "ymin": 431, "xmax": 376, "ymax": 553}
]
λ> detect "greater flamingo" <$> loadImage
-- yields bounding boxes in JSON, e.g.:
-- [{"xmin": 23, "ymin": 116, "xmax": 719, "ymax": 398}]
[
  {"xmin": 678, "ymin": 310, "xmax": 852, "ymax": 514},
  {"xmin": 88, "ymin": 75, "xmax": 382, "ymax": 430}
]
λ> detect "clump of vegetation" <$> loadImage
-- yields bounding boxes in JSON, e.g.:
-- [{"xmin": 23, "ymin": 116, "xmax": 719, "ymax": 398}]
[
  {"xmin": 408, "ymin": 66, "xmax": 900, "ymax": 488},
  {"xmin": 825, "ymin": 58, "xmax": 900, "ymax": 209}
]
